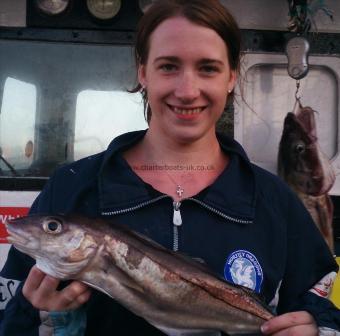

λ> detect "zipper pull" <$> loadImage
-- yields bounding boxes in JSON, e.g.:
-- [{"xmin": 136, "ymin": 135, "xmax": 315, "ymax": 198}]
[{"xmin": 173, "ymin": 201, "xmax": 182, "ymax": 226}]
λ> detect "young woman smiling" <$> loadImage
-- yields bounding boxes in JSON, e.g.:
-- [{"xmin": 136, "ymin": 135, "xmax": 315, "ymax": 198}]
[{"xmin": 1, "ymin": 1, "xmax": 339, "ymax": 336}]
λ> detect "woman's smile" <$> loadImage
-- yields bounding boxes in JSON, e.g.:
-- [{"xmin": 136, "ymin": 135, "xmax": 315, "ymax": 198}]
[{"xmin": 168, "ymin": 104, "xmax": 205, "ymax": 120}]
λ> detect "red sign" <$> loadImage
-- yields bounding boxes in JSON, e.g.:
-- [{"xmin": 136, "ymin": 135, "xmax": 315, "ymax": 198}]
[{"xmin": 0, "ymin": 207, "xmax": 29, "ymax": 243}]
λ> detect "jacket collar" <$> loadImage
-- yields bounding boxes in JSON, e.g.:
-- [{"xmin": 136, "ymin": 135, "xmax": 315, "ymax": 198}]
[{"xmin": 98, "ymin": 130, "xmax": 256, "ymax": 220}]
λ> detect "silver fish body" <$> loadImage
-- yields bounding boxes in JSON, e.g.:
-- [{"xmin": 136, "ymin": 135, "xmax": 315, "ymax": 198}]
[
  {"xmin": 6, "ymin": 214, "xmax": 273, "ymax": 335},
  {"xmin": 278, "ymin": 102, "xmax": 335, "ymax": 252}
]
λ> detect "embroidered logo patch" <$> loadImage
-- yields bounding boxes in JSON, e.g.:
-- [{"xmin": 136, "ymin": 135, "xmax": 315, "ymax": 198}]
[
  {"xmin": 224, "ymin": 249, "xmax": 263, "ymax": 293},
  {"xmin": 309, "ymin": 272, "xmax": 337, "ymax": 298}
]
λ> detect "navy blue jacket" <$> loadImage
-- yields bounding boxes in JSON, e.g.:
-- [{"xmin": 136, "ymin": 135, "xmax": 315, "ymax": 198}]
[{"xmin": 0, "ymin": 130, "xmax": 339, "ymax": 335}]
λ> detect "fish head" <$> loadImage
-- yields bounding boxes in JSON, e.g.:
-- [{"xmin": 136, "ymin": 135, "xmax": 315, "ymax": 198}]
[
  {"xmin": 278, "ymin": 111, "xmax": 335, "ymax": 195},
  {"xmin": 6, "ymin": 214, "xmax": 100, "ymax": 279}
]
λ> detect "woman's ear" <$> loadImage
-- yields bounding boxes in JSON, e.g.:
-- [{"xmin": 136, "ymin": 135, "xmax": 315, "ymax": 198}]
[
  {"xmin": 138, "ymin": 64, "xmax": 147, "ymax": 88},
  {"xmin": 227, "ymin": 69, "xmax": 237, "ymax": 92}
]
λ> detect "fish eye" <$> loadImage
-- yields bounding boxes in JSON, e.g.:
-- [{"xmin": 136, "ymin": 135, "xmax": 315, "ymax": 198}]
[
  {"xmin": 295, "ymin": 142, "xmax": 305, "ymax": 153},
  {"xmin": 43, "ymin": 219, "xmax": 62, "ymax": 234}
]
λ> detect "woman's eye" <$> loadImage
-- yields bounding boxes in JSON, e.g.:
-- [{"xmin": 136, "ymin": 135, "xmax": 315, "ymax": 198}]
[
  {"xmin": 200, "ymin": 65, "xmax": 219, "ymax": 74},
  {"xmin": 160, "ymin": 64, "xmax": 177, "ymax": 72}
]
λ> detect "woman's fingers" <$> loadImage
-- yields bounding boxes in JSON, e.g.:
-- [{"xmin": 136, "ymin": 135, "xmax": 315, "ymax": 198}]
[
  {"xmin": 35, "ymin": 273, "xmax": 60, "ymax": 297},
  {"xmin": 23, "ymin": 266, "xmax": 59, "ymax": 309},
  {"xmin": 58, "ymin": 281, "xmax": 92, "ymax": 310},
  {"xmin": 261, "ymin": 311, "xmax": 317, "ymax": 335},
  {"xmin": 267, "ymin": 325, "xmax": 318, "ymax": 336},
  {"xmin": 22, "ymin": 266, "xmax": 53, "ymax": 296},
  {"xmin": 22, "ymin": 266, "xmax": 91, "ymax": 311}
]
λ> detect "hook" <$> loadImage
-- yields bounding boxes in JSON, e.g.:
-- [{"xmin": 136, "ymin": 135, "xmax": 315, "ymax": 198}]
[
  {"xmin": 293, "ymin": 80, "xmax": 302, "ymax": 114},
  {"xmin": 295, "ymin": 80, "xmax": 301, "ymax": 100}
]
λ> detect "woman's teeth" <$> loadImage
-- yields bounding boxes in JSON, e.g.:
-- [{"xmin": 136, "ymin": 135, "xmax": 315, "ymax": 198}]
[{"xmin": 173, "ymin": 107, "xmax": 203, "ymax": 115}]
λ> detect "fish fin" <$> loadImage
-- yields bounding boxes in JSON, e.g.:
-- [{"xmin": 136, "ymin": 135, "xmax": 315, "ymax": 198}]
[
  {"xmin": 82, "ymin": 278, "xmax": 145, "ymax": 298},
  {"xmin": 153, "ymin": 325, "xmax": 222, "ymax": 336},
  {"xmin": 173, "ymin": 252, "xmax": 225, "ymax": 277},
  {"xmin": 81, "ymin": 262, "xmax": 145, "ymax": 298},
  {"xmin": 115, "ymin": 225, "xmax": 171, "ymax": 252},
  {"xmin": 81, "ymin": 281, "xmax": 115, "ymax": 299},
  {"xmin": 234, "ymin": 284, "xmax": 271, "ymax": 312}
]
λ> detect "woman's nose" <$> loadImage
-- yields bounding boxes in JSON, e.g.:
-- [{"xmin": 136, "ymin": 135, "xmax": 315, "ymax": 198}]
[{"xmin": 174, "ymin": 71, "xmax": 200, "ymax": 102}]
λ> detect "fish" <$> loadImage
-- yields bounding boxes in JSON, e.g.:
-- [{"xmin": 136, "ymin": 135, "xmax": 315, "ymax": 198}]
[
  {"xmin": 278, "ymin": 101, "xmax": 335, "ymax": 252},
  {"xmin": 6, "ymin": 214, "xmax": 274, "ymax": 336}
]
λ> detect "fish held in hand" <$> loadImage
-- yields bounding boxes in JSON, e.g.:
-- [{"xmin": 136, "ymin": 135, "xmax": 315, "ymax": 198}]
[
  {"xmin": 278, "ymin": 102, "xmax": 335, "ymax": 252},
  {"xmin": 6, "ymin": 214, "xmax": 274, "ymax": 335}
]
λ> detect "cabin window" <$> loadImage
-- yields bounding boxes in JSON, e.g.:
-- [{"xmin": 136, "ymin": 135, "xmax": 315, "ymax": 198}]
[
  {"xmin": 0, "ymin": 40, "xmax": 145, "ymax": 179},
  {"xmin": 0, "ymin": 78, "xmax": 36, "ymax": 177},
  {"xmin": 75, "ymin": 91, "xmax": 146, "ymax": 161}
]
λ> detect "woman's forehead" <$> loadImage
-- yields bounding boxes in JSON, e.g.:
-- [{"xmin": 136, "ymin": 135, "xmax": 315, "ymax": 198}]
[{"xmin": 147, "ymin": 16, "xmax": 228, "ymax": 61}]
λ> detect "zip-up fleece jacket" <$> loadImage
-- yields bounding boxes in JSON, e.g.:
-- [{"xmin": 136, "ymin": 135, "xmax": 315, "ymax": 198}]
[{"xmin": 0, "ymin": 130, "xmax": 339, "ymax": 336}]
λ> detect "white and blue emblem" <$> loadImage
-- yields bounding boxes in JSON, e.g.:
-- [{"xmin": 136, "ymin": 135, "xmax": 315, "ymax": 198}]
[{"xmin": 224, "ymin": 250, "xmax": 263, "ymax": 293}]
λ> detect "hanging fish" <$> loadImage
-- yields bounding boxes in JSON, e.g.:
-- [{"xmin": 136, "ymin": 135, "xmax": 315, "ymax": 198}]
[{"xmin": 278, "ymin": 101, "xmax": 335, "ymax": 252}]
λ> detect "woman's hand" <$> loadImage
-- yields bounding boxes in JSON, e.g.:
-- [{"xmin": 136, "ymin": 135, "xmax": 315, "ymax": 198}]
[
  {"xmin": 23, "ymin": 265, "xmax": 91, "ymax": 311},
  {"xmin": 261, "ymin": 311, "xmax": 318, "ymax": 335}
]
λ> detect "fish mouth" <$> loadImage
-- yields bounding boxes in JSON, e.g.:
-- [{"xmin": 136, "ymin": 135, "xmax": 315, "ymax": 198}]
[
  {"xmin": 5, "ymin": 221, "xmax": 30, "ymax": 247},
  {"xmin": 5, "ymin": 229, "xmax": 38, "ymax": 260}
]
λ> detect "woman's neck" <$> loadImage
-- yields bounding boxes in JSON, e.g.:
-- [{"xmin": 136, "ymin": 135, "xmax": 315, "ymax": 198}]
[{"xmin": 137, "ymin": 129, "xmax": 223, "ymax": 165}]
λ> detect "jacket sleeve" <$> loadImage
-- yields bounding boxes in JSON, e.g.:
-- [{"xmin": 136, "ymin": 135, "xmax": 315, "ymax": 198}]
[
  {"xmin": 0, "ymin": 174, "xmax": 87, "ymax": 336},
  {"xmin": 277, "ymin": 191, "xmax": 340, "ymax": 332}
]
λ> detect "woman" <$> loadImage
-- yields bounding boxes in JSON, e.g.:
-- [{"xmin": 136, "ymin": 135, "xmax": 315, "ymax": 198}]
[{"xmin": 0, "ymin": 1, "xmax": 339, "ymax": 335}]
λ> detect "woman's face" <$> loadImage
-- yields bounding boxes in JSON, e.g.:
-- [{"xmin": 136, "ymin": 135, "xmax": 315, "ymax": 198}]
[{"xmin": 138, "ymin": 16, "xmax": 236, "ymax": 144}]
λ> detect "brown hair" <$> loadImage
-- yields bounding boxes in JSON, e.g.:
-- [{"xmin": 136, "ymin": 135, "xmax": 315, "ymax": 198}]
[{"xmin": 131, "ymin": 0, "xmax": 241, "ymax": 122}]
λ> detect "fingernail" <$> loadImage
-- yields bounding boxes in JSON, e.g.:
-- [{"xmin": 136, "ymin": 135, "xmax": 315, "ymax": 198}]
[{"xmin": 261, "ymin": 324, "xmax": 268, "ymax": 333}]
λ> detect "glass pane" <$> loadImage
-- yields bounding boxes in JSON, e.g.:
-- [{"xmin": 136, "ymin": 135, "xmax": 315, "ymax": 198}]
[
  {"xmin": 75, "ymin": 91, "xmax": 147, "ymax": 161},
  {"xmin": 0, "ymin": 78, "xmax": 36, "ymax": 176},
  {"xmin": 0, "ymin": 40, "xmax": 145, "ymax": 178}
]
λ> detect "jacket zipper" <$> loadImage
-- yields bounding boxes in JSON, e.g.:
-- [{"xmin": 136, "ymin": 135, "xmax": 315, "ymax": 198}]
[
  {"xmin": 171, "ymin": 198, "xmax": 252, "ymax": 251},
  {"xmin": 187, "ymin": 197, "xmax": 253, "ymax": 225},
  {"xmin": 102, "ymin": 196, "xmax": 182, "ymax": 252},
  {"xmin": 172, "ymin": 201, "xmax": 182, "ymax": 251},
  {"xmin": 101, "ymin": 195, "xmax": 169, "ymax": 216},
  {"xmin": 102, "ymin": 195, "xmax": 252, "ymax": 253}
]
